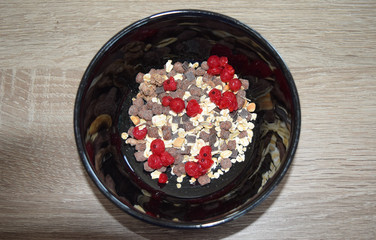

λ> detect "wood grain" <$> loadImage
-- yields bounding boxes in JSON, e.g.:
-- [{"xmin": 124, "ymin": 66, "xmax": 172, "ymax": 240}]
[{"xmin": 1, "ymin": 0, "xmax": 376, "ymax": 239}]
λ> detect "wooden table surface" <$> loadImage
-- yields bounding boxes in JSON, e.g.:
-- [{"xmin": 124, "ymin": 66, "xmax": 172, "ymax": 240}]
[{"xmin": 1, "ymin": 1, "xmax": 375, "ymax": 239}]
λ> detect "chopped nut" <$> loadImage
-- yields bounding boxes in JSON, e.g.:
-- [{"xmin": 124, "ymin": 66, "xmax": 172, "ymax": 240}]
[
  {"xmin": 173, "ymin": 137, "xmax": 185, "ymax": 148},
  {"xmin": 130, "ymin": 116, "xmax": 140, "ymax": 125},
  {"xmin": 121, "ymin": 132, "xmax": 128, "ymax": 140},
  {"xmin": 247, "ymin": 102, "xmax": 256, "ymax": 112}
]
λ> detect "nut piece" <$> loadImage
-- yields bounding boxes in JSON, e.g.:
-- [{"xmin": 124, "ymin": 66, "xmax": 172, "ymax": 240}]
[
  {"xmin": 223, "ymin": 84, "xmax": 230, "ymax": 91},
  {"xmin": 173, "ymin": 137, "xmax": 185, "ymax": 148},
  {"xmin": 130, "ymin": 116, "xmax": 140, "ymax": 125},
  {"xmin": 88, "ymin": 114, "xmax": 112, "ymax": 135},
  {"xmin": 247, "ymin": 102, "xmax": 256, "ymax": 112}
]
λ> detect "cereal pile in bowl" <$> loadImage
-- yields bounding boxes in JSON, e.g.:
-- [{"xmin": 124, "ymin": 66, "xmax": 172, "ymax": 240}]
[{"xmin": 121, "ymin": 56, "xmax": 257, "ymax": 187}]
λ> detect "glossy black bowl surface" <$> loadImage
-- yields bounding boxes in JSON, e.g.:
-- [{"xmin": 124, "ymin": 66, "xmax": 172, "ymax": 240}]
[{"xmin": 74, "ymin": 10, "xmax": 300, "ymax": 228}]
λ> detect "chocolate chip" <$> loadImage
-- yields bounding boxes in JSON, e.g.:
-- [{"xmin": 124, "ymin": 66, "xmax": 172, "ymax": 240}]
[
  {"xmin": 182, "ymin": 114, "xmax": 190, "ymax": 122},
  {"xmin": 180, "ymin": 146, "xmax": 191, "ymax": 155},
  {"xmin": 209, "ymin": 134, "xmax": 217, "ymax": 146},
  {"xmin": 186, "ymin": 135, "xmax": 196, "ymax": 143},
  {"xmin": 184, "ymin": 71, "xmax": 195, "ymax": 81},
  {"xmin": 155, "ymin": 86, "xmax": 165, "ymax": 94},
  {"xmin": 172, "ymin": 116, "xmax": 181, "ymax": 124},
  {"xmin": 238, "ymin": 109, "xmax": 249, "ymax": 119},
  {"xmin": 230, "ymin": 150, "xmax": 239, "ymax": 159},
  {"xmin": 182, "ymin": 61, "xmax": 189, "ymax": 71}
]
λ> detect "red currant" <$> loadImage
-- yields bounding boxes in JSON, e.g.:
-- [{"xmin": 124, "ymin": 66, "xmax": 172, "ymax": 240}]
[
  {"xmin": 229, "ymin": 78, "xmax": 242, "ymax": 92},
  {"xmin": 198, "ymin": 157, "xmax": 214, "ymax": 170},
  {"xmin": 158, "ymin": 173, "xmax": 168, "ymax": 184},
  {"xmin": 160, "ymin": 151, "xmax": 175, "ymax": 166},
  {"xmin": 185, "ymin": 162, "xmax": 201, "ymax": 179},
  {"xmin": 169, "ymin": 97, "xmax": 185, "ymax": 113},
  {"xmin": 207, "ymin": 66, "xmax": 222, "ymax": 76},
  {"xmin": 220, "ymin": 68, "xmax": 233, "ymax": 82},
  {"xmin": 200, "ymin": 145, "xmax": 211, "ymax": 153},
  {"xmin": 224, "ymin": 64, "xmax": 235, "ymax": 75},
  {"xmin": 222, "ymin": 91, "xmax": 238, "ymax": 112},
  {"xmin": 186, "ymin": 99, "xmax": 202, "ymax": 117},
  {"xmin": 162, "ymin": 96, "xmax": 172, "ymax": 107},
  {"xmin": 218, "ymin": 96, "xmax": 231, "ymax": 110},
  {"xmin": 209, "ymin": 88, "xmax": 222, "ymax": 105},
  {"xmin": 150, "ymin": 139, "xmax": 165, "ymax": 155},
  {"xmin": 207, "ymin": 55, "xmax": 220, "ymax": 68},
  {"xmin": 148, "ymin": 154, "xmax": 162, "ymax": 169},
  {"xmin": 219, "ymin": 56, "xmax": 228, "ymax": 67},
  {"xmin": 133, "ymin": 125, "xmax": 147, "ymax": 140},
  {"xmin": 163, "ymin": 76, "xmax": 177, "ymax": 91}
]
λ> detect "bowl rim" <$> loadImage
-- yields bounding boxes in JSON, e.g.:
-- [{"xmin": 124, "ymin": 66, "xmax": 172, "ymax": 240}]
[{"xmin": 74, "ymin": 9, "xmax": 301, "ymax": 229}]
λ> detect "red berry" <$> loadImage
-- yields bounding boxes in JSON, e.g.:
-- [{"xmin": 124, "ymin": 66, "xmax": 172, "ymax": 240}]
[
  {"xmin": 186, "ymin": 99, "xmax": 202, "ymax": 117},
  {"xmin": 209, "ymin": 88, "xmax": 222, "ymax": 105},
  {"xmin": 229, "ymin": 78, "xmax": 242, "ymax": 92},
  {"xmin": 150, "ymin": 139, "xmax": 165, "ymax": 155},
  {"xmin": 158, "ymin": 173, "xmax": 168, "ymax": 184},
  {"xmin": 198, "ymin": 157, "xmax": 214, "ymax": 170},
  {"xmin": 219, "ymin": 56, "xmax": 228, "ymax": 67},
  {"xmin": 222, "ymin": 91, "xmax": 238, "ymax": 112},
  {"xmin": 220, "ymin": 69, "xmax": 233, "ymax": 83},
  {"xmin": 162, "ymin": 96, "xmax": 173, "ymax": 106},
  {"xmin": 185, "ymin": 162, "xmax": 201, "ymax": 179},
  {"xmin": 218, "ymin": 96, "xmax": 231, "ymax": 110},
  {"xmin": 207, "ymin": 55, "xmax": 220, "ymax": 68},
  {"xmin": 148, "ymin": 154, "xmax": 162, "ymax": 169},
  {"xmin": 133, "ymin": 125, "xmax": 147, "ymax": 140},
  {"xmin": 169, "ymin": 98, "xmax": 185, "ymax": 113},
  {"xmin": 160, "ymin": 151, "xmax": 175, "ymax": 166},
  {"xmin": 163, "ymin": 76, "xmax": 177, "ymax": 91},
  {"xmin": 199, "ymin": 146, "xmax": 212, "ymax": 158},
  {"xmin": 207, "ymin": 67, "xmax": 222, "ymax": 75},
  {"xmin": 224, "ymin": 64, "xmax": 235, "ymax": 75}
]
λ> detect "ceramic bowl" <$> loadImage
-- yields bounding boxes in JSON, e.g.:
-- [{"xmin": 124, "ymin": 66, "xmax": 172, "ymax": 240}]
[{"xmin": 74, "ymin": 9, "xmax": 300, "ymax": 228}]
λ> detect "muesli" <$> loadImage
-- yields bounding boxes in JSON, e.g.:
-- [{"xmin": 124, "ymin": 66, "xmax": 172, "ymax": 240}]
[{"xmin": 122, "ymin": 56, "xmax": 257, "ymax": 187}]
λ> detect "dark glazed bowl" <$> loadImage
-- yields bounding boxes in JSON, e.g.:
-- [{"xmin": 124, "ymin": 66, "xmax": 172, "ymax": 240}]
[{"xmin": 74, "ymin": 10, "xmax": 300, "ymax": 228}]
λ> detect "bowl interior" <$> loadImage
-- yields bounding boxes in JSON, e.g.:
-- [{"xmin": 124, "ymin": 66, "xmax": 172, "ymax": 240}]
[{"xmin": 74, "ymin": 10, "xmax": 300, "ymax": 228}]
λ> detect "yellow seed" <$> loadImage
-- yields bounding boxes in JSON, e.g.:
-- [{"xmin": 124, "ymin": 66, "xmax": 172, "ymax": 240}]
[
  {"xmin": 247, "ymin": 102, "xmax": 256, "ymax": 112},
  {"xmin": 130, "ymin": 115, "xmax": 140, "ymax": 125}
]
